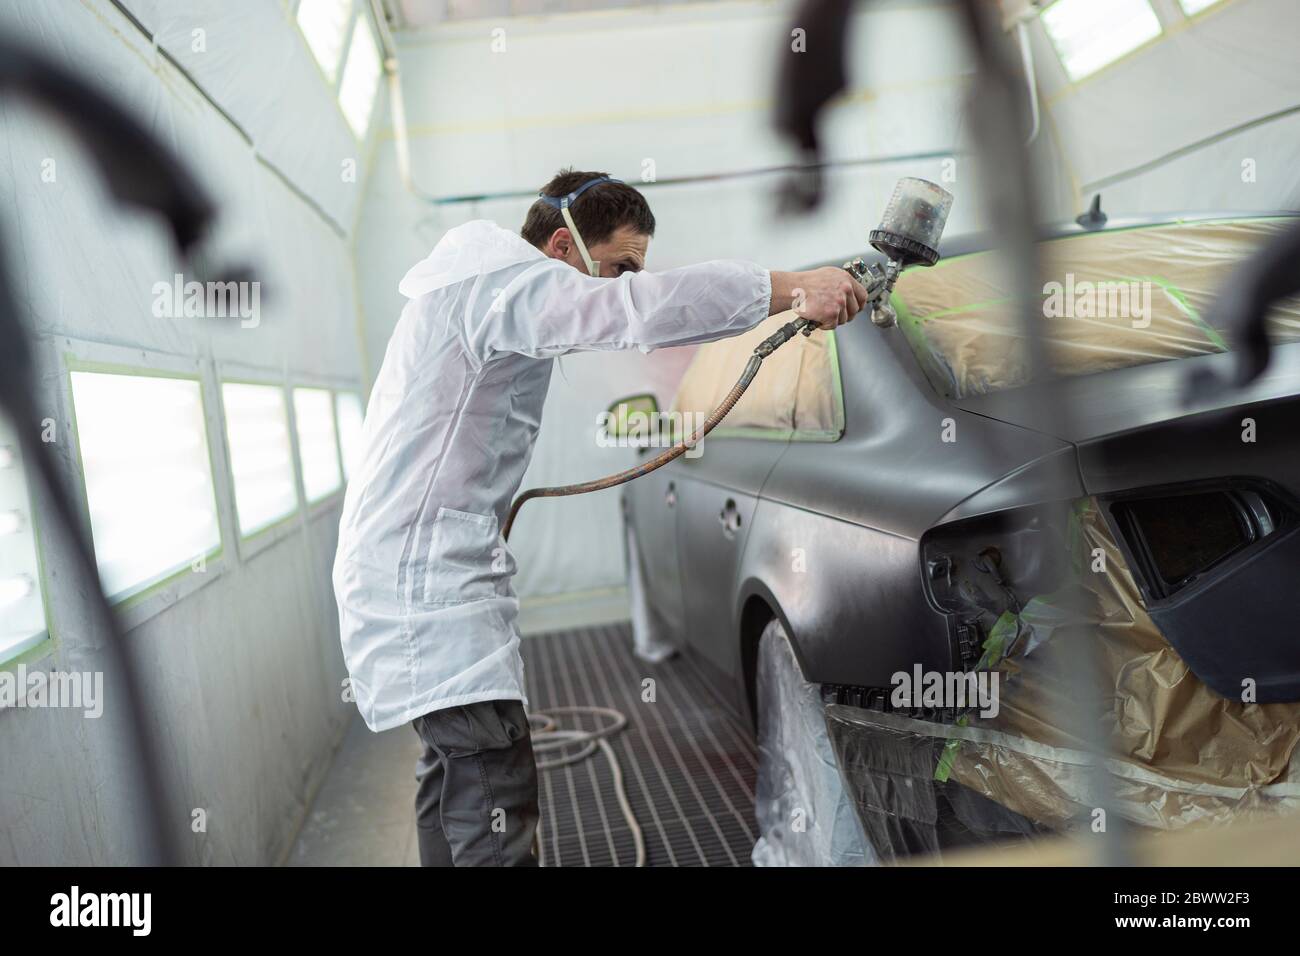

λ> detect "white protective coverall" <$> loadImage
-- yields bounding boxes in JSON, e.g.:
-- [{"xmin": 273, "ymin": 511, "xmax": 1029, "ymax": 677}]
[{"xmin": 333, "ymin": 220, "xmax": 771, "ymax": 731}]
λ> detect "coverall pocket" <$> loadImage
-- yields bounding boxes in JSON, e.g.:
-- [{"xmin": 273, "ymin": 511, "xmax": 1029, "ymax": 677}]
[
  {"xmin": 417, "ymin": 700, "xmax": 528, "ymax": 757},
  {"xmin": 422, "ymin": 506, "xmax": 501, "ymax": 606}
]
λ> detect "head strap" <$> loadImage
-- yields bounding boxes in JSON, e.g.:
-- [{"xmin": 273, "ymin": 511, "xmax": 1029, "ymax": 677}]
[
  {"xmin": 536, "ymin": 175, "xmax": 622, "ymax": 211},
  {"xmin": 536, "ymin": 176, "xmax": 623, "ymax": 276}
]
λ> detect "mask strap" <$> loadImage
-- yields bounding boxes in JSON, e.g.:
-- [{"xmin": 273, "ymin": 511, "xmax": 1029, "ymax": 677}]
[
  {"xmin": 560, "ymin": 203, "xmax": 600, "ymax": 277},
  {"xmin": 537, "ymin": 176, "xmax": 623, "ymax": 278}
]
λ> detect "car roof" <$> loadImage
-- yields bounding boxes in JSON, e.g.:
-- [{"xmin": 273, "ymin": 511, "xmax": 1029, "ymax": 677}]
[{"xmin": 806, "ymin": 210, "xmax": 1300, "ymax": 270}]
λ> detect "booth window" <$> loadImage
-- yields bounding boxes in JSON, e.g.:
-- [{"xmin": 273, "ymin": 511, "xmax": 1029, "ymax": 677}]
[
  {"xmin": 222, "ymin": 383, "xmax": 300, "ymax": 537},
  {"xmin": 1040, "ymin": 0, "xmax": 1162, "ymax": 81},
  {"xmin": 338, "ymin": 11, "xmax": 382, "ymax": 137},
  {"xmin": 673, "ymin": 312, "xmax": 844, "ymax": 442},
  {"xmin": 296, "ymin": 0, "xmax": 355, "ymax": 83},
  {"xmin": 293, "ymin": 388, "xmax": 343, "ymax": 503},
  {"xmin": 0, "ymin": 415, "xmax": 48, "ymax": 663},
  {"xmin": 334, "ymin": 391, "xmax": 365, "ymax": 481},
  {"xmin": 69, "ymin": 371, "xmax": 222, "ymax": 603}
]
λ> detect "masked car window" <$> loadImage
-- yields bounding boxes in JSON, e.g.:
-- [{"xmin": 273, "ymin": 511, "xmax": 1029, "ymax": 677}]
[
  {"xmin": 672, "ymin": 311, "xmax": 844, "ymax": 441},
  {"xmin": 893, "ymin": 218, "xmax": 1300, "ymax": 399}
]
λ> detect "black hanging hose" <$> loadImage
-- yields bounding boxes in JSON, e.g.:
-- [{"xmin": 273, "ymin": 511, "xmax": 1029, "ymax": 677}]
[
  {"xmin": 0, "ymin": 36, "xmax": 234, "ymax": 865},
  {"xmin": 502, "ymin": 316, "xmax": 817, "ymax": 540}
]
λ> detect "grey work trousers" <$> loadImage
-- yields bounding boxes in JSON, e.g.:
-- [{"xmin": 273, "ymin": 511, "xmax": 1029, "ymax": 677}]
[{"xmin": 412, "ymin": 699, "xmax": 539, "ymax": 866}]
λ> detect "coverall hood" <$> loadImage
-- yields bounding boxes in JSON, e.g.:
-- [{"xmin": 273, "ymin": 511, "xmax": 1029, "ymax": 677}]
[{"xmin": 397, "ymin": 221, "xmax": 543, "ymax": 299}]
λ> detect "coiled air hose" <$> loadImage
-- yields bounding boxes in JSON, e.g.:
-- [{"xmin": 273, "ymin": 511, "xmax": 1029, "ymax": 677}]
[
  {"xmin": 529, "ymin": 706, "xmax": 644, "ymax": 867},
  {"xmin": 503, "ymin": 315, "xmax": 817, "ymax": 541}
]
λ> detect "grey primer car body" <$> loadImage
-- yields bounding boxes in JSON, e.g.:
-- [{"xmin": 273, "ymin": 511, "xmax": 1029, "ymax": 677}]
[{"xmin": 623, "ymin": 214, "xmax": 1300, "ymax": 726}]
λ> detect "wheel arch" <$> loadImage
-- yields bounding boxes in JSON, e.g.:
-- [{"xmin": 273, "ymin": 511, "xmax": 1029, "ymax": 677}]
[{"xmin": 736, "ymin": 578, "xmax": 809, "ymax": 727}]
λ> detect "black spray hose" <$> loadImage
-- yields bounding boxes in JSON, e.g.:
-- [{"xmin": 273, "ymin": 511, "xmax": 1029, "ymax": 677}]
[{"xmin": 503, "ymin": 316, "xmax": 817, "ymax": 541}]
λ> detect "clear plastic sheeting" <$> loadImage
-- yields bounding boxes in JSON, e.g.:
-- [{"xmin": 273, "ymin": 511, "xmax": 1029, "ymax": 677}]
[
  {"xmin": 751, "ymin": 620, "xmax": 873, "ymax": 866},
  {"xmin": 824, "ymin": 706, "xmax": 1050, "ymax": 862},
  {"xmin": 625, "ymin": 522, "xmax": 677, "ymax": 664},
  {"xmin": 893, "ymin": 218, "xmax": 1300, "ymax": 398}
]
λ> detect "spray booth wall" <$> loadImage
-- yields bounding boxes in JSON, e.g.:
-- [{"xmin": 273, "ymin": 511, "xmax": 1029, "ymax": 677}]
[
  {"xmin": 1027, "ymin": 0, "xmax": 1300, "ymax": 215},
  {"xmin": 0, "ymin": 0, "xmax": 372, "ymax": 865}
]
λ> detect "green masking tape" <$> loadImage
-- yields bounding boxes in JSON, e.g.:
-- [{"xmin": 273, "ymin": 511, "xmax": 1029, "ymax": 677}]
[{"xmin": 934, "ymin": 610, "xmax": 1018, "ymax": 782}]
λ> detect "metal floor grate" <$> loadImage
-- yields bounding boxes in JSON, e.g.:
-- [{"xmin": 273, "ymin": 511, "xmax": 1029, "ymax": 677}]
[{"xmin": 522, "ymin": 623, "xmax": 758, "ymax": 867}]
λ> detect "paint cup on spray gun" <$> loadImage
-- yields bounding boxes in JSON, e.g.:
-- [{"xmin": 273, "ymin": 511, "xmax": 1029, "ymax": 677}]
[{"xmin": 845, "ymin": 177, "xmax": 954, "ymax": 327}]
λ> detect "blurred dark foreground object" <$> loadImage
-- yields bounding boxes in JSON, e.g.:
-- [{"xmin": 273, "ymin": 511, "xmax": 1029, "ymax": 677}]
[
  {"xmin": 0, "ymin": 35, "xmax": 246, "ymax": 864},
  {"xmin": 1185, "ymin": 218, "xmax": 1300, "ymax": 401}
]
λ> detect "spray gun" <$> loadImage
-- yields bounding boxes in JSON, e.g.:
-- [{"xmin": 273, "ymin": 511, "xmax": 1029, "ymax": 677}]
[
  {"xmin": 844, "ymin": 177, "xmax": 954, "ymax": 328},
  {"xmin": 503, "ymin": 177, "xmax": 953, "ymax": 540},
  {"xmin": 768, "ymin": 177, "xmax": 954, "ymax": 351}
]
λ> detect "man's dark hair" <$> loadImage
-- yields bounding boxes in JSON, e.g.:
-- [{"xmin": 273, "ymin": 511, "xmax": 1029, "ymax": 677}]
[{"xmin": 521, "ymin": 168, "xmax": 655, "ymax": 250}]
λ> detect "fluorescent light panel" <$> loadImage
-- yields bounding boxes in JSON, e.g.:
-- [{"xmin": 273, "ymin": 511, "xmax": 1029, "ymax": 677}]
[
  {"xmin": 334, "ymin": 392, "xmax": 365, "ymax": 482},
  {"xmin": 1041, "ymin": 0, "xmax": 1163, "ymax": 81},
  {"xmin": 297, "ymin": 0, "xmax": 355, "ymax": 83},
  {"xmin": 222, "ymin": 383, "xmax": 300, "ymax": 537},
  {"xmin": 69, "ymin": 371, "xmax": 221, "ymax": 603},
  {"xmin": 339, "ymin": 12, "xmax": 382, "ymax": 137},
  {"xmin": 0, "ymin": 415, "xmax": 46, "ymax": 662},
  {"xmin": 293, "ymin": 388, "xmax": 342, "ymax": 503}
]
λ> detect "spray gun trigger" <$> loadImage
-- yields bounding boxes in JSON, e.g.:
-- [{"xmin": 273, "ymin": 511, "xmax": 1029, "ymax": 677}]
[{"xmin": 844, "ymin": 258, "xmax": 902, "ymax": 328}]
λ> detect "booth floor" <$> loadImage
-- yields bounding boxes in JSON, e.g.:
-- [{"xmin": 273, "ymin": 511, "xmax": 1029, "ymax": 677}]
[{"xmin": 289, "ymin": 622, "xmax": 759, "ymax": 867}]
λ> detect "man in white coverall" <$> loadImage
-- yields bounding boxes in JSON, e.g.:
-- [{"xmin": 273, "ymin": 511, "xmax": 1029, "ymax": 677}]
[{"xmin": 333, "ymin": 169, "xmax": 868, "ymax": 866}]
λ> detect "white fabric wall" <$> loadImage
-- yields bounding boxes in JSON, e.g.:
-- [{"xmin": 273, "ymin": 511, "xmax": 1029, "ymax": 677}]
[
  {"xmin": 0, "ymin": 0, "xmax": 373, "ymax": 864},
  {"xmin": 124, "ymin": 0, "xmax": 372, "ymax": 231},
  {"xmin": 1029, "ymin": 0, "xmax": 1300, "ymax": 218}
]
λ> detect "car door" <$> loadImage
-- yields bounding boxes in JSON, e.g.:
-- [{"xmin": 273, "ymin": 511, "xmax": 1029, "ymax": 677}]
[
  {"xmin": 671, "ymin": 313, "xmax": 845, "ymax": 679},
  {"xmin": 675, "ymin": 443, "xmax": 788, "ymax": 677},
  {"xmin": 626, "ymin": 457, "xmax": 686, "ymax": 641}
]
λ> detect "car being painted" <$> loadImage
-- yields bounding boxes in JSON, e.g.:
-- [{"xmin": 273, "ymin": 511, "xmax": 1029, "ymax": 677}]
[{"xmin": 622, "ymin": 214, "xmax": 1300, "ymax": 856}]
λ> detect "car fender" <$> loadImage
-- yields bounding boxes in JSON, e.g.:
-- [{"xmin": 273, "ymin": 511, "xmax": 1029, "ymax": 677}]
[{"xmin": 734, "ymin": 496, "xmax": 953, "ymax": 717}]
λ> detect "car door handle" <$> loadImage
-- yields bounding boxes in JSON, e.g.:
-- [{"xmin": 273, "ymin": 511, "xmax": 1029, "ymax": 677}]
[
  {"xmin": 719, "ymin": 498, "xmax": 742, "ymax": 539},
  {"xmin": 665, "ymin": 481, "xmax": 676, "ymax": 508}
]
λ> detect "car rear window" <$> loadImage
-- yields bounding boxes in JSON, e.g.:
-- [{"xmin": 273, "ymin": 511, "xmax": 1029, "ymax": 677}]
[
  {"xmin": 673, "ymin": 312, "xmax": 844, "ymax": 441},
  {"xmin": 892, "ymin": 218, "xmax": 1300, "ymax": 398}
]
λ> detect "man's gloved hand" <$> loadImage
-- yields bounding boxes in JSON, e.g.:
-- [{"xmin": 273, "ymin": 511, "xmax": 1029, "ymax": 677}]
[{"xmin": 770, "ymin": 267, "xmax": 869, "ymax": 329}]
